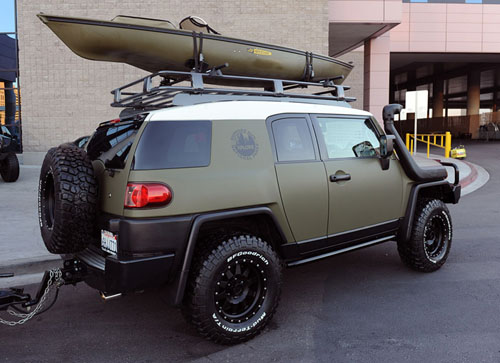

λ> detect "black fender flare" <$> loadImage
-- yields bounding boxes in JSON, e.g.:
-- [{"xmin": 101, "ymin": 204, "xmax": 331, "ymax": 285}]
[
  {"xmin": 172, "ymin": 206, "xmax": 287, "ymax": 305},
  {"xmin": 400, "ymin": 180, "xmax": 460, "ymax": 243}
]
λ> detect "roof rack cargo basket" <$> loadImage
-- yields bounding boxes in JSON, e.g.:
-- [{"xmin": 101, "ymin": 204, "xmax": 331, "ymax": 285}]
[{"xmin": 110, "ymin": 68, "xmax": 356, "ymax": 110}]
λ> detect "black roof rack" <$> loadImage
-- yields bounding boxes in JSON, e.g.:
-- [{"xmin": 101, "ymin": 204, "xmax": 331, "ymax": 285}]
[{"xmin": 110, "ymin": 68, "xmax": 356, "ymax": 110}]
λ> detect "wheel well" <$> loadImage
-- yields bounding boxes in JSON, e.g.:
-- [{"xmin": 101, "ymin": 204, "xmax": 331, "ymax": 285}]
[
  {"xmin": 196, "ymin": 214, "xmax": 286, "ymax": 257},
  {"xmin": 417, "ymin": 185, "xmax": 446, "ymax": 201}
]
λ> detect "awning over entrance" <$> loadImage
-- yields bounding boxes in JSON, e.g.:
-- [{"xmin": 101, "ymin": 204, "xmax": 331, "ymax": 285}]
[{"xmin": 329, "ymin": 23, "xmax": 396, "ymax": 57}]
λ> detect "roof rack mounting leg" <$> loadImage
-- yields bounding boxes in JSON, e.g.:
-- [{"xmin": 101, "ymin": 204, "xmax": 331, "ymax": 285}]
[
  {"xmin": 191, "ymin": 72, "xmax": 205, "ymax": 91},
  {"xmin": 336, "ymin": 85, "xmax": 345, "ymax": 101},
  {"xmin": 273, "ymin": 80, "xmax": 284, "ymax": 96}
]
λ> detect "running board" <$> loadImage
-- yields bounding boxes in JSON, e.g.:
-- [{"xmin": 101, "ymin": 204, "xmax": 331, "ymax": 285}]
[{"xmin": 287, "ymin": 235, "xmax": 396, "ymax": 267}]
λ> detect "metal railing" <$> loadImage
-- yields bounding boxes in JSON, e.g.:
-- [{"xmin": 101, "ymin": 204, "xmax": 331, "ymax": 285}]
[{"xmin": 405, "ymin": 132, "xmax": 452, "ymax": 158}]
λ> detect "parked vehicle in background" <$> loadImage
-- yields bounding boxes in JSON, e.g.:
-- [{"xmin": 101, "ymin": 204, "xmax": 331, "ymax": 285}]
[{"xmin": 0, "ymin": 125, "xmax": 20, "ymax": 182}]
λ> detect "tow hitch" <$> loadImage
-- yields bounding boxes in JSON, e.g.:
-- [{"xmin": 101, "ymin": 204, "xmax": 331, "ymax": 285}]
[{"xmin": 0, "ymin": 259, "xmax": 86, "ymax": 326}]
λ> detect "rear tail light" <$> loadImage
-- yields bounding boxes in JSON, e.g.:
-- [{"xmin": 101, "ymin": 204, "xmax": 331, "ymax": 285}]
[{"xmin": 125, "ymin": 183, "xmax": 172, "ymax": 208}]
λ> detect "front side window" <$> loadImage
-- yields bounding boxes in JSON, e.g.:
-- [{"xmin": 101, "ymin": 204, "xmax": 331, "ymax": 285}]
[
  {"xmin": 316, "ymin": 117, "xmax": 380, "ymax": 159},
  {"xmin": 272, "ymin": 118, "xmax": 315, "ymax": 162},
  {"xmin": 134, "ymin": 120, "xmax": 211, "ymax": 170}
]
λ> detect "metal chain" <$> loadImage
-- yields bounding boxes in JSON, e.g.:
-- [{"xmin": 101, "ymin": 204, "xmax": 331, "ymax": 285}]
[{"xmin": 0, "ymin": 269, "xmax": 63, "ymax": 326}]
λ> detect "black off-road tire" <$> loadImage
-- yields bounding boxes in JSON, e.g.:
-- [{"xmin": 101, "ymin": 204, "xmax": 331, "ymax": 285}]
[
  {"xmin": 38, "ymin": 143, "xmax": 98, "ymax": 254},
  {"xmin": 0, "ymin": 152, "xmax": 19, "ymax": 182},
  {"xmin": 184, "ymin": 235, "xmax": 282, "ymax": 344},
  {"xmin": 398, "ymin": 198, "xmax": 452, "ymax": 272}
]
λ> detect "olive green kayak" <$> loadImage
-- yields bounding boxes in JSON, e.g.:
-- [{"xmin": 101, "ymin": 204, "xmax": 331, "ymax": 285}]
[{"xmin": 37, "ymin": 14, "xmax": 353, "ymax": 85}]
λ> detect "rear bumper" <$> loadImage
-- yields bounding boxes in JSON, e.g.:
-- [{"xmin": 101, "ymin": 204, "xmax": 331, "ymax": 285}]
[
  {"xmin": 77, "ymin": 247, "xmax": 175, "ymax": 293},
  {"xmin": 100, "ymin": 213, "xmax": 193, "ymax": 256},
  {"xmin": 78, "ymin": 212, "xmax": 195, "ymax": 293}
]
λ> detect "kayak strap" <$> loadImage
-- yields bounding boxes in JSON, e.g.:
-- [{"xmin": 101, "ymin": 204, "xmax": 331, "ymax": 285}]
[
  {"xmin": 189, "ymin": 31, "xmax": 210, "ymax": 73},
  {"xmin": 302, "ymin": 52, "xmax": 315, "ymax": 82}
]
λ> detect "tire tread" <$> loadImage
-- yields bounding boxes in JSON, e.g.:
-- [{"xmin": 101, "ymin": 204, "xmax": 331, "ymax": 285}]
[
  {"xmin": 184, "ymin": 234, "xmax": 282, "ymax": 345},
  {"xmin": 39, "ymin": 143, "xmax": 98, "ymax": 254}
]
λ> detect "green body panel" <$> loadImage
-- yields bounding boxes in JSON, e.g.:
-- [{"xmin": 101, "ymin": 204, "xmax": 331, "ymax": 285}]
[
  {"xmin": 274, "ymin": 162, "xmax": 328, "ymax": 241},
  {"xmin": 123, "ymin": 119, "xmax": 294, "ymax": 242},
  {"xmin": 37, "ymin": 14, "xmax": 352, "ymax": 85},
  {"xmin": 400, "ymin": 171, "xmax": 415, "ymax": 219},
  {"xmin": 323, "ymin": 156, "xmax": 405, "ymax": 234},
  {"xmin": 92, "ymin": 160, "xmax": 128, "ymax": 216},
  {"xmin": 94, "ymin": 114, "xmax": 418, "ymax": 247}
]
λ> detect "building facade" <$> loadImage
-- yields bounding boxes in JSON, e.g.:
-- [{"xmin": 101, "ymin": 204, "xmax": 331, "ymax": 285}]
[{"xmin": 11, "ymin": 0, "xmax": 500, "ymax": 162}]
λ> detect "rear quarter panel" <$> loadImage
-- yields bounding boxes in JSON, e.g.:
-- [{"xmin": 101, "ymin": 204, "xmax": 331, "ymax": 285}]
[{"xmin": 125, "ymin": 119, "xmax": 294, "ymax": 242}]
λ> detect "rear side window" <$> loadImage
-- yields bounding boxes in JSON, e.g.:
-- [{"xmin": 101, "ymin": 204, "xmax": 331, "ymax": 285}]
[
  {"xmin": 133, "ymin": 121, "xmax": 211, "ymax": 170},
  {"xmin": 86, "ymin": 120, "xmax": 142, "ymax": 169},
  {"xmin": 271, "ymin": 118, "xmax": 316, "ymax": 162}
]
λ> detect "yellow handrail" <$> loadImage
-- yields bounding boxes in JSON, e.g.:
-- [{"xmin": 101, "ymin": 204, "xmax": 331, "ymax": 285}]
[{"xmin": 405, "ymin": 132, "xmax": 451, "ymax": 158}]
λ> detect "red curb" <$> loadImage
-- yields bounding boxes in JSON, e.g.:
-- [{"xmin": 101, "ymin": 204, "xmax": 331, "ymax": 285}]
[{"xmin": 459, "ymin": 161, "xmax": 478, "ymax": 189}]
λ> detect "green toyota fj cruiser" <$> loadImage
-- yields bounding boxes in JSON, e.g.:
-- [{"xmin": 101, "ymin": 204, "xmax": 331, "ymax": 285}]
[{"xmin": 37, "ymin": 71, "xmax": 460, "ymax": 344}]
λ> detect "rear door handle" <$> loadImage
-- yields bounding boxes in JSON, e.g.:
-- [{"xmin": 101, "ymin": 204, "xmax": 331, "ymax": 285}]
[{"xmin": 330, "ymin": 174, "xmax": 351, "ymax": 182}]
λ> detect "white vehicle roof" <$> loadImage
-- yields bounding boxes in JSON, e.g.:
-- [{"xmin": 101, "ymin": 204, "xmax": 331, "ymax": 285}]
[{"xmin": 147, "ymin": 100, "xmax": 373, "ymax": 122}]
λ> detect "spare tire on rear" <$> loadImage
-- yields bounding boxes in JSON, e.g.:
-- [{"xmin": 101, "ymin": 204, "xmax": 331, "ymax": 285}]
[{"xmin": 38, "ymin": 143, "xmax": 98, "ymax": 254}]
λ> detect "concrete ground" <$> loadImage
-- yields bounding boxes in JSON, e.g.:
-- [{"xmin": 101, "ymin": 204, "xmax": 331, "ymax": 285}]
[
  {"xmin": 0, "ymin": 165, "xmax": 60, "ymax": 288},
  {"xmin": 0, "ymin": 140, "xmax": 498, "ymax": 362}
]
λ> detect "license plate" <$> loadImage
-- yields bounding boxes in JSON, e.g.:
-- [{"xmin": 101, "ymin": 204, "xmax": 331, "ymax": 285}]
[{"xmin": 101, "ymin": 230, "xmax": 118, "ymax": 255}]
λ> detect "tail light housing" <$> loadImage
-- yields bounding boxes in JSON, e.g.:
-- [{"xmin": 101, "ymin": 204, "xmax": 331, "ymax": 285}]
[{"xmin": 125, "ymin": 183, "xmax": 172, "ymax": 208}]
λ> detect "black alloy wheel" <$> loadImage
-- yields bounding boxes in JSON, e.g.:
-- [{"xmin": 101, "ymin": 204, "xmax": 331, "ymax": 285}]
[
  {"xmin": 41, "ymin": 171, "xmax": 56, "ymax": 230},
  {"xmin": 423, "ymin": 214, "xmax": 448, "ymax": 263},
  {"xmin": 397, "ymin": 198, "xmax": 452, "ymax": 272},
  {"xmin": 215, "ymin": 255, "xmax": 267, "ymax": 324}
]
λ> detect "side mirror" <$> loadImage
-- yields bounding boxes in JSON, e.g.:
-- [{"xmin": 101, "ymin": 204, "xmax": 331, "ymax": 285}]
[{"xmin": 380, "ymin": 135, "xmax": 396, "ymax": 159}]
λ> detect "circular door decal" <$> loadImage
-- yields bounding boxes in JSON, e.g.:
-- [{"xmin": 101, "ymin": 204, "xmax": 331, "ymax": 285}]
[{"xmin": 231, "ymin": 129, "xmax": 259, "ymax": 160}]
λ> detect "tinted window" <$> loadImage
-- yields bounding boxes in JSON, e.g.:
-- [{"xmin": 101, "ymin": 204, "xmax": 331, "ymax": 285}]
[
  {"xmin": 86, "ymin": 121, "xmax": 142, "ymax": 169},
  {"xmin": 1, "ymin": 125, "xmax": 11, "ymax": 136},
  {"xmin": 134, "ymin": 121, "xmax": 211, "ymax": 170},
  {"xmin": 272, "ymin": 118, "xmax": 315, "ymax": 162},
  {"xmin": 316, "ymin": 117, "xmax": 380, "ymax": 159}
]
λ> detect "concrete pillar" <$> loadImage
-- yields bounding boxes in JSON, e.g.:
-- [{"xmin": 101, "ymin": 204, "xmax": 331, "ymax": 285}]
[
  {"xmin": 467, "ymin": 69, "xmax": 480, "ymax": 116},
  {"xmin": 467, "ymin": 70, "xmax": 481, "ymax": 139},
  {"xmin": 363, "ymin": 33, "xmax": 390, "ymax": 125},
  {"xmin": 493, "ymin": 68, "xmax": 500, "ymax": 112},
  {"xmin": 407, "ymin": 69, "xmax": 416, "ymax": 92},
  {"xmin": 389, "ymin": 73, "xmax": 395, "ymax": 104},
  {"xmin": 433, "ymin": 64, "xmax": 444, "ymax": 118},
  {"xmin": 445, "ymin": 78, "xmax": 449, "ymax": 118}
]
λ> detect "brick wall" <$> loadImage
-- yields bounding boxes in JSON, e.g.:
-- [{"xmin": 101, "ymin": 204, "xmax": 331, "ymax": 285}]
[
  {"xmin": 338, "ymin": 49, "xmax": 364, "ymax": 110},
  {"xmin": 17, "ymin": 0, "xmax": 329, "ymax": 152}
]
